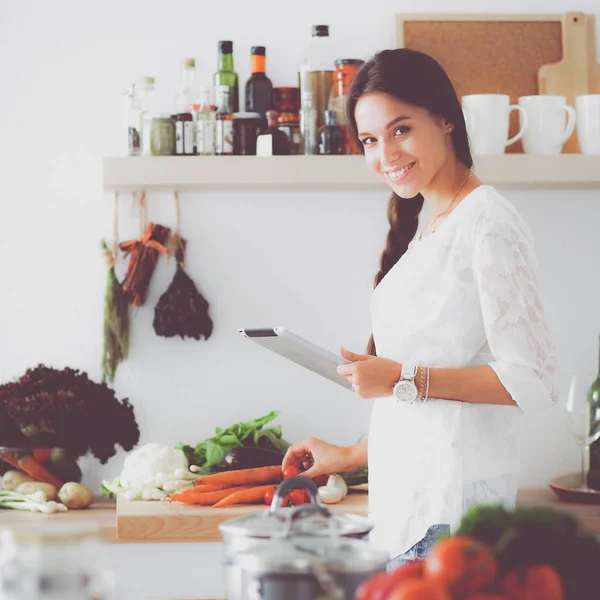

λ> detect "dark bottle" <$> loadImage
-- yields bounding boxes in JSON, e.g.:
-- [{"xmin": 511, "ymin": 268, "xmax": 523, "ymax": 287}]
[
  {"xmin": 587, "ymin": 335, "xmax": 600, "ymax": 490},
  {"xmin": 256, "ymin": 110, "xmax": 290, "ymax": 156},
  {"xmin": 214, "ymin": 40, "xmax": 239, "ymax": 113},
  {"xmin": 317, "ymin": 110, "xmax": 343, "ymax": 155},
  {"xmin": 245, "ymin": 46, "xmax": 273, "ymax": 128}
]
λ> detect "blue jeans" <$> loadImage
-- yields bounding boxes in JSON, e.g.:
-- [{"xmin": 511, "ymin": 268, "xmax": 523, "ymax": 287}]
[{"xmin": 387, "ymin": 524, "xmax": 450, "ymax": 572}]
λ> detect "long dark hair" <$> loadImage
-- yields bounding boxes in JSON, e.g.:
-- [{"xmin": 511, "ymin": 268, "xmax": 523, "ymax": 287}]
[{"xmin": 346, "ymin": 49, "xmax": 473, "ymax": 355}]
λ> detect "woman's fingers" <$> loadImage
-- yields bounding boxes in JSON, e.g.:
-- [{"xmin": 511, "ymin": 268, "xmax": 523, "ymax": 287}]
[{"xmin": 282, "ymin": 443, "xmax": 312, "ymax": 471}]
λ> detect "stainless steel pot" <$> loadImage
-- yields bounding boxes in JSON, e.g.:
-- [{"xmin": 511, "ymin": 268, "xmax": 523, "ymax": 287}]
[
  {"xmin": 235, "ymin": 507, "xmax": 388, "ymax": 600},
  {"xmin": 218, "ymin": 476, "xmax": 375, "ymax": 600}
]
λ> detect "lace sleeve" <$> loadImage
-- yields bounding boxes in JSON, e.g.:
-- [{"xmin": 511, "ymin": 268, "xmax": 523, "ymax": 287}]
[{"xmin": 473, "ymin": 213, "xmax": 559, "ymax": 411}]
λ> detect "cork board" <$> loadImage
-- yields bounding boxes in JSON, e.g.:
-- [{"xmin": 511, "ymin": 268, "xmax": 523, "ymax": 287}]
[{"xmin": 396, "ymin": 14, "xmax": 564, "ymax": 153}]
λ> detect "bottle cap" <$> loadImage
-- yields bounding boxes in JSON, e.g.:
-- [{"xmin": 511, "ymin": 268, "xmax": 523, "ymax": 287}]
[
  {"xmin": 312, "ymin": 25, "xmax": 329, "ymax": 37},
  {"xmin": 219, "ymin": 40, "xmax": 233, "ymax": 54},
  {"xmin": 334, "ymin": 59, "xmax": 365, "ymax": 67},
  {"xmin": 251, "ymin": 46, "xmax": 266, "ymax": 56},
  {"xmin": 182, "ymin": 58, "xmax": 196, "ymax": 68}
]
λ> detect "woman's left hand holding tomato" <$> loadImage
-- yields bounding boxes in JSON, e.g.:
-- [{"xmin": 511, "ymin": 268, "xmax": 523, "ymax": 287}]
[{"xmin": 337, "ymin": 347, "xmax": 402, "ymax": 399}]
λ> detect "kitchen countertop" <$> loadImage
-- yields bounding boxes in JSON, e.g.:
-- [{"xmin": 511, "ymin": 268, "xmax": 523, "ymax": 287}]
[{"xmin": 2, "ymin": 489, "xmax": 600, "ymax": 544}]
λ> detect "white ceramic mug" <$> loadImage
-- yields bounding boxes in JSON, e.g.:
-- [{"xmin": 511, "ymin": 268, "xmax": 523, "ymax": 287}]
[
  {"xmin": 462, "ymin": 94, "xmax": 528, "ymax": 155},
  {"xmin": 575, "ymin": 94, "xmax": 600, "ymax": 155},
  {"xmin": 518, "ymin": 95, "xmax": 577, "ymax": 154}
]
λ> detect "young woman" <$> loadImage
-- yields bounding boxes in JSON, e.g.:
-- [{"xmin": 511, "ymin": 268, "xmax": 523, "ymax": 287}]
[{"xmin": 282, "ymin": 49, "xmax": 559, "ymax": 569}]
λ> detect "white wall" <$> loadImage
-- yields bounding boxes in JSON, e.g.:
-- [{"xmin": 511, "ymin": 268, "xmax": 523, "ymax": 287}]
[{"xmin": 1, "ymin": 1, "xmax": 600, "ymax": 596}]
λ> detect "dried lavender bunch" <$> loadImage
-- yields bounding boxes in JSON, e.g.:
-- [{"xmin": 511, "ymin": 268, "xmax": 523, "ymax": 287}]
[{"xmin": 0, "ymin": 365, "xmax": 140, "ymax": 463}]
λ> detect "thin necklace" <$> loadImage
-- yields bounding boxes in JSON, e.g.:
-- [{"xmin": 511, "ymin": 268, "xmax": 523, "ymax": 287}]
[{"xmin": 418, "ymin": 170, "xmax": 472, "ymax": 241}]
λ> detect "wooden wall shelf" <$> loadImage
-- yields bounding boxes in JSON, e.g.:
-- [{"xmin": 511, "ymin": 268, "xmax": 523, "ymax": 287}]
[{"xmin": 102, "ymin": 155, "xmax": 600, "ymax": 192}]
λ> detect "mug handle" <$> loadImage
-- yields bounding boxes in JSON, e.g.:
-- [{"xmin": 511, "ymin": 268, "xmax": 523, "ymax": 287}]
[
  {"xmin": 505, "ymin": 105, "xmax": 528, "ymax": 146},
  {"xmin": 558, "ymin": 105, "xmax": 577, "ymax": 145}
]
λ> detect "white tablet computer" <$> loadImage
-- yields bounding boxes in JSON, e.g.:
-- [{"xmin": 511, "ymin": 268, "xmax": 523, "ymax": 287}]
[{"xmin": 238, "ymin": 327, "xmax": 353, "ymax": 391}]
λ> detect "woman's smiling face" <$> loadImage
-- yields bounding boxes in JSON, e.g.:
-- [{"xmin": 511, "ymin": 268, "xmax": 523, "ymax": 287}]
[{"xmin": 355, "ymin": 91, "xmax": 453, "ymax": 197}]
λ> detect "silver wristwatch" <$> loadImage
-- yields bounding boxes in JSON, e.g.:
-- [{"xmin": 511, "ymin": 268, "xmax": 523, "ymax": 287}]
[{"xmin": 393, "ymin": 364, "xmax": 419, "ymax": 403}]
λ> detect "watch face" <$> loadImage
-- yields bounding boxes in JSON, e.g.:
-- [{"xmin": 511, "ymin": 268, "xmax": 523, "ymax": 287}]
[{"xmin": 394, "ymin": 380, "xmax": 418, "ymax": 403}]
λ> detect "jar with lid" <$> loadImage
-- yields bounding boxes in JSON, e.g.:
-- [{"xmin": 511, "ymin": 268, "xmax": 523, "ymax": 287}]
[
  {"xmin": 232, "ymin": 112, "xmax": 262, "ymax": 155},
  {"xmin": 0, "ymin": 523, "xmax": 116, "ymax": 600},
  {"xmin": 142, "ymin": 114, "xmax": 175, "ymax": 155},
  {"xmin": 272, "ymin": 87, "xmax": 300, "ymax": 115},
  {"xmin": 332, "ymin": 59, "xmax": 364, "ymax": 154}
]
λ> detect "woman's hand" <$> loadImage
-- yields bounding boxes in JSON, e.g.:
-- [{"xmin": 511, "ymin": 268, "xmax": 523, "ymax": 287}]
[
  {"xmin": 282, "ymin": 437, "xmax": 358, "ymax": 479},
  {"xmin": 337, "ymin": 347, "xmax": 401, "ymax": 399}
]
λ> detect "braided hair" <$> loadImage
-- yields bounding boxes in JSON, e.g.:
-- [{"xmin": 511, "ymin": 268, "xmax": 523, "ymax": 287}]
[{"xmin": 346, "ymin": 49, "xmax": 473, "ymax": 355}]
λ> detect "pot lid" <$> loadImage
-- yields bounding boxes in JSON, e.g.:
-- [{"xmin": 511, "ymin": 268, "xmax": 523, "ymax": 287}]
[
  {"xmin": 219, "ymin": 476, "xmax": 373, "ymax": 539},
  {"xmin": 237, "ymin": 536, "xmax": 388, "ymax": 575}
]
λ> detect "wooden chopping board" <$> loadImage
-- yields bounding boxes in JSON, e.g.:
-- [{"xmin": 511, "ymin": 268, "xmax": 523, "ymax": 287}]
[{"xmin": 538, "ymin": 12, "xmax": 600, "ymax": 152}]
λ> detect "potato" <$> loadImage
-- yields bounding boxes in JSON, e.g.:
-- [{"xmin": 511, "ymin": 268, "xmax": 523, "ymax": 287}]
[
  {"xmin": 16, "ymin": 481, "xmax": 58, "ymax": 501},
  {"xmin": 2, "ymin": 470, "xmax": 35, "ymax": 491},
  {"xmin": 58, "ymin": 482, "xmax": 94, "ymax": 509}
]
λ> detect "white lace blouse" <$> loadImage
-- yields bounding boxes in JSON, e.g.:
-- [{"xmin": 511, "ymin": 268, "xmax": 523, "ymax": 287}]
[{"xmin": 367, "ymin": 185, "xmax": 559, "ymax": 558}]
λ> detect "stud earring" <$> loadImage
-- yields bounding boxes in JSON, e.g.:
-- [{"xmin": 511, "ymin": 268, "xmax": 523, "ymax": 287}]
[{"xmin": 447, "ymin": 125, "xmax": 453, "ymax": 131}]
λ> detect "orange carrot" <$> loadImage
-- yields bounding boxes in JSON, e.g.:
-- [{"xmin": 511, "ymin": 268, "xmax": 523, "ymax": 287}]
[
  {"xmin": 194, "ymin": 465, "xmax": 283, "ymax": 488},
  {"xmin": 213, "ymin": 485, "xmax": 277, "ymax": 508},
  {"xmin": 1, "ymin": 452, "xmax": 63, "ymax": 489},
  {"xmin": 170, "ymin": 486, "xmax": 253, "ymax": 505},
  {"xmin": 185, "ymin": 483, "xmax": 235, "ymax": 493}
]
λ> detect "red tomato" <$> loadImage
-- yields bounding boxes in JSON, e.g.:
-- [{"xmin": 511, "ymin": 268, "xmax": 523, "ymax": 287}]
[
  {"xmin": 502, "ymin": 565, "xmax": 564, "ymax": 600},
  {"xmin": 32, "ymin": 448, "xmax": 51, "ymax": 463},
  {"xmin": 424, "ymin": 536, "xmax": 498, "ymax": 597},
  {"xmin": 355, "ymin": 561, "xmax": 424, "ymax": 600},
  {"xmin": 387, "ymin": 578, "xmax": 452, "ymax": 600},
  {"xmin": 312, "ymin": 474, "xmax": 329, "ymax": 487},
  {"xmin": 282, "ymin": 465, "xmax": 301, "ymax": 479},
  {"xmin": 263, "ymin": 487, "xmax": 276, "ymax": 506},
  {"xmin": 289, "ymin": 489, "xmax": 306, "ymax": 506}
]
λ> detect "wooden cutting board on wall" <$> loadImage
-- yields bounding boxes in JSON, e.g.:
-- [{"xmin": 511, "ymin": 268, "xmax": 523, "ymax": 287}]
[
  {"xmin": 539, "ymin": 13, "xmax": 600, "ymax": 152},
  {"xmin": 539, "ymin": 13, "xmax": 600, "ymax": 98},
  {"xmin": 395, "ymin": 13, "xmax": 591, "ymax": 154}
]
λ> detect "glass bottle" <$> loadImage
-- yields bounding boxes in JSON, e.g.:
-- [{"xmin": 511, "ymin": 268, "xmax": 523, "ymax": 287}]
[
  {"xmin": 214, "ymin": 40, "xmax": 239, "ymax": 113},
  {"xmin": 196, "ymin": 86, "xmax": 216, "ymax": 156},
  {"xmin": 175, "ymin": 58, "xmax": 198, "ymax": 114},
  {"xmin": 245, "ymin": 46, "xmax": 273, "ymax": 129},
  {"xmin": 215, "ymin": 85, "xmax": 234, "ymax": 156},
  {"xmin": 300, "ymin": 91, "xmax": 317, "ymax": 155},
  {"xmin": 137, "ymin": 76, "xmax": 156, "ymax": 117},
  {"xmin": 256, "ymin": 110, "xmax": 290, "ymax": 156},
  {"xmin": 299, "ymin": 25, "xmax": 335, "ymax": 133},
  {"xmin": 122, "ymin": 82, "xmax": 141, "ymax": 156},
  {"xmin": 317, "ymin": 110, "xmax": 344, "ymax": 155},
  {"xmin": 587, "ymin": 335, "xmax": 600, "ymax": 490}
]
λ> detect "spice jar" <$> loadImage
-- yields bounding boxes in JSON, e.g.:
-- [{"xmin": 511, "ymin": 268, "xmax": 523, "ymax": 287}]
[
  {"xmin": 332, "ymin": 59, "xmax": 364, "ymax": 154},
  {"xmin": 276, "ymin": 112, "xmax": 302, "ymax": 155},
  {"xmin": 142, "ymin": 114, "xmax": 175, "ymax": 156},
  {"xmin": 232, "ymin": 112, "xmax": 262, "ymax": 155},
  {"xmin": 272, "ymin": 87, "xmax": 300, "ymax": 114}
]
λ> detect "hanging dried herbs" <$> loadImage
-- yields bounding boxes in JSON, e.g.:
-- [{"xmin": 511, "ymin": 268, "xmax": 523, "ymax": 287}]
[
  {"xmin": 101, "ymin": 240, "xmax": 129, "ymax": 383},
  {"xmin": 119, "ymin": 223, "xmax": 170, "ymax": 306},
  {"xmin": 0, "ymin": 365, "xmax": 140, "ymax": 463},
  {"xmin": 153, "ymin": 233, "xmax": 213, "ymax": 340}
]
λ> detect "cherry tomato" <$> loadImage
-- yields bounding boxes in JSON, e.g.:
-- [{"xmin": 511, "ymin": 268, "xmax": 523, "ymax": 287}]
[
  {"xmin": 32, "ymin": 448, "xmax": 51, "ymax": 463},
  {"xmin": 289, "ymin": 489, "xmax": 306, "ymax": 506},
  {"xmin": 312, "ymin": 474, "xmax": 329, "ymax": 487},
  {"xmin": 387, "ymin": 578, "xmax": 452, "ymax": 600},
  {"xmin": 282, "ymin": 465, "xmax": 301, "ymax": 479},
  {"xmin": 356, "ymin": 561, "xmax": 424, "ymax": 600},
  {"xmin": 263, "ymin": 487, "xmax": 276, "ymax": 506},
  {"xmin": 502, "ymin": 565, "xmax": 564, "ymax": 600},
  {"xmin": 425, "ymin": 536, "xmax": 498, "ymax": 597}
]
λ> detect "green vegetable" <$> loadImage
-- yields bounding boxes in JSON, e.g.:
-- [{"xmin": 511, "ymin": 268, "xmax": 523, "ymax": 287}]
[
  {"xmin": 177, "ymin": 411, "xmax": 292, "ymax": 475},
  {"xmin": 339, "ymin": 465, "xmax": 368, "ymax": 487}
]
